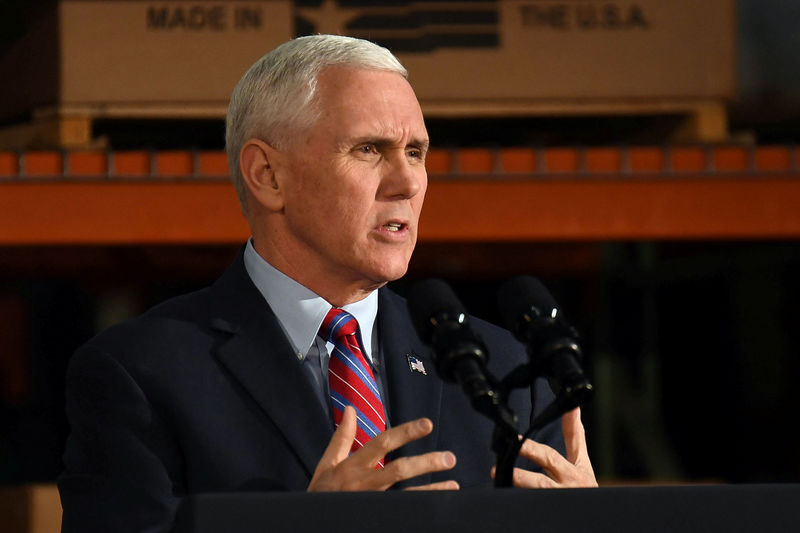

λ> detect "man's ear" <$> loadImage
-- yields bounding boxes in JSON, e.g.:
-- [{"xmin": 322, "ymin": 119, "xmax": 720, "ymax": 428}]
[{"xmin": 239, "ymin": 139, "xmax": 286, "ymax": 212}]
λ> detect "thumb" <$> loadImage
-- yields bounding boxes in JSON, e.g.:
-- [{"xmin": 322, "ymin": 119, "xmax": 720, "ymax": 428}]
[
  {"xmin": 319, "ymin": 406, "xmax": 358, "ymax": 467},
  {"xmin": 562, "ymin": 407, "xmax": 587, "ymax": 465}
]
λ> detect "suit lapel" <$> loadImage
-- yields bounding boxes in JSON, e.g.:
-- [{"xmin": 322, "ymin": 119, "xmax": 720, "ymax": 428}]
[
  {"xmin": 378, "ymin": 288, "xmax": 443, "ymax": 487},
  {"xmin": 203, "ymin": 253, "xmax": 444, "ymax": 485},
  {"xmin": 209, "ymin": 249, "xmax": 332, "ymax": 478}
]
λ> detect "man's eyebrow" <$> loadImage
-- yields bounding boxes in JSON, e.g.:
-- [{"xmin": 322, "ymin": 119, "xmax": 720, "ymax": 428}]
[
  {"xmin": 349, "ymin": 136, "xmax": 430, "ymax": 151},
  {"xmin": 409, "ymin": 138, "xmax": 431, "ymax": 153}
]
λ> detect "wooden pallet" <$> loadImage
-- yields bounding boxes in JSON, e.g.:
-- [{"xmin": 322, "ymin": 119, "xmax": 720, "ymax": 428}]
[
  {"xmin": 0, "ymin": 98, "xmax": 729, "ymax": 150},
  {"xmin": 0, "ymin": 111, "xmax": 98, "ymax": 151},
  {"xmin": 0, "ymin": 103, "xmax": 228, "ymax": 150},
  {"xmin": 421, "ymin": 98, "xmax": 729, "ymax": 143}
]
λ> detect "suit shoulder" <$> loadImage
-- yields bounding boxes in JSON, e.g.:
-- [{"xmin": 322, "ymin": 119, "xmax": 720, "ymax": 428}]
[
  {"xmin": 470, "ymin": 314, "xmax": 516, "ymax": 342},
  {"xmin": 78, "ymin": 286, "xmax": 216, "ymax": 365}
]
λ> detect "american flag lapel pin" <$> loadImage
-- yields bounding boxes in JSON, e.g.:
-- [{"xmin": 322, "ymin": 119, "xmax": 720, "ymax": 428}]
[{"xmin": 406, "ymin": 353, "xmax": 427, "ymax": 375}]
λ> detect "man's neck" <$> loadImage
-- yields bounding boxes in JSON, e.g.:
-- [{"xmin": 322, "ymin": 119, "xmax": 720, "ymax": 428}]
[{"xmin": 250, "ymin": 236, "xmax": 384, "ymax": 306}]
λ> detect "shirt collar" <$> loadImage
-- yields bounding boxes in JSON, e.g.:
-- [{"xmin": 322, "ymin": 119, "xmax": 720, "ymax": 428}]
[{"xmin": 243, "ymin": 239, "xmax": 378, "ymax": 361}]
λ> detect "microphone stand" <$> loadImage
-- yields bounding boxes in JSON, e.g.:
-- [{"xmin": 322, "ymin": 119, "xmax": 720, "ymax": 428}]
[
  {"xmin": 491, "ymin": 365, "xmax": 529, "ymax": 488},
  {"xmin": 463, "ymin": 376, "xmax": 520, "ymax": 489},
  {"xmin": 492, "ymin": 421, "xmax": 523, "ymax": 488}
]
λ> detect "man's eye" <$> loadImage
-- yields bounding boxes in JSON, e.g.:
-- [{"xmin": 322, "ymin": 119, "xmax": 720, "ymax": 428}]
[
  {"xmin": 407, "ymin": 148, "xmax": 425, "ymax": 160},
  {"xmin": 359, "ymin": 144, "xmax": 377, "ymax": 154}
]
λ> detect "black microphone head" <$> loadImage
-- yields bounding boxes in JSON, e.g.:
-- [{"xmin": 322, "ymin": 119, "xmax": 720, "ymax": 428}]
[
  {"xmin": 498, "ymin": 275, "xmax": 590, "ymax": 403},
  {"xmin": 407, "ymin": 279, "xmax": 516, "ymax": 428},
  {"xmin": 497, "ymin": 275, "xmax": 558, "ymax": 339},
  {"xmin": 407, "ymin": 278, "xmax": 468, "ymax": 344}
]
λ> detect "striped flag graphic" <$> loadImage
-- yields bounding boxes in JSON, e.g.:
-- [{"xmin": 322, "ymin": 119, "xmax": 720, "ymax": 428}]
[{"xmin": 295, "ymin": 0, "xmax": 500, "ymax": 52}]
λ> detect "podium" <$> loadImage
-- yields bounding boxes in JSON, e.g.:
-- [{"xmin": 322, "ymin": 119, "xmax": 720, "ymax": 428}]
[{"xmin": 175, "ymin": 484, "xmax": 800, "ymax": 533}]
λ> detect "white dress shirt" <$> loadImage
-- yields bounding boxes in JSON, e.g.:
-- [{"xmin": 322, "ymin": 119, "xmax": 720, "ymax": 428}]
[{"xmin": 243, "ymin": 239, "xmax": 383, "ymax": 417}]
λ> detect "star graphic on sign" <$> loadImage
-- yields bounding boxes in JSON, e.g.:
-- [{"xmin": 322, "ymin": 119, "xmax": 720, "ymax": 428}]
[{"xmin": 296, "ymin": 0, "xmax": 363, "ymax": 35}]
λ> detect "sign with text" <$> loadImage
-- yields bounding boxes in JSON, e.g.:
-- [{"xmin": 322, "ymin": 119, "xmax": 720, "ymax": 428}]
[
  {"xmin": 3, "ymin": 0, "xmax": 735, "ymax": 118},
  {"xmin": 57, "ymin": 1, "xmax": 291, "ymax": 104}
]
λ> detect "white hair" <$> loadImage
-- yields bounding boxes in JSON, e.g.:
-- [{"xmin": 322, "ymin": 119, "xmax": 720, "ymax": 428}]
[{"xmin": 225, "ymin": 34, "xmax": 408, "ymax": 212}]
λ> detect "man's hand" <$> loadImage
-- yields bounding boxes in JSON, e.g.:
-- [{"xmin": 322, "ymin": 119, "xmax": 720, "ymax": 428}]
[
  {"xmin": 494, "ymin": 407, "xmax": 598, "ymax": 488},
  {"xmin": 308, "ymin": 406, "xmax": 459, "ymax": 491}
]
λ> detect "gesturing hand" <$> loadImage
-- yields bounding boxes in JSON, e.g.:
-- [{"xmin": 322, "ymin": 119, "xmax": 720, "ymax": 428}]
[
  {"xmin": 494, "ymin": 407, "xmax": 597, "ymax": 488},
  {"xmin": 308, "ymin": 406, "xmax": 460, "ymax": 492}
]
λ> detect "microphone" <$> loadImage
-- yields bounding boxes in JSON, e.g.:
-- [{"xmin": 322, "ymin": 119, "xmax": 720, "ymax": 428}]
[
  {"xmin": 407, "ymin": 279, "xmax": 516, "ymax": 430},
  {"xmin": 497, "ymin": 276, "xmax": 593, "ymax": 410}
]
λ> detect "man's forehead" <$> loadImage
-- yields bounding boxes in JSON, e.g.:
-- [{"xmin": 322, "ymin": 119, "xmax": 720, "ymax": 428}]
[
  {"xmin": 337, "ymin": 110, "xmax": 428, "ymax": 146},
  {"xmin": 314, "ymin": 67, "xmax": 426, "ymax": 134},
  {"xmin": 316, "ymin": 66, "xmax": 412, "ymax": 100}
]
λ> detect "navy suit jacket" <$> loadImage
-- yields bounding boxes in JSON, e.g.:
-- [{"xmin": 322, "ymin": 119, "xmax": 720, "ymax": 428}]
[{"xmin": 59, "ymin": 248, "xmax": 564, "ymax": 532}]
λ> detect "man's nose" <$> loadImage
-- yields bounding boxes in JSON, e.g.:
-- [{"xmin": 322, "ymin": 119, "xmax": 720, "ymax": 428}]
[{"xmin": 380, "ymin": 155, "xmax": 425, "ymax": 199}]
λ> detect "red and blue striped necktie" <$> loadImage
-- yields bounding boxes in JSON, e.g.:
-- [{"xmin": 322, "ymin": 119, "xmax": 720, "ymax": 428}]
[{"xmin": 320, "ymin": 308, "xmax": 387, "ymax": 467}]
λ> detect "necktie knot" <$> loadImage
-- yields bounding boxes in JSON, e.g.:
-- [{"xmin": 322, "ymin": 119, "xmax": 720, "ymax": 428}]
[{"xmin": 320, "ymin": 308, "xmax": 358, "ymax": 343}]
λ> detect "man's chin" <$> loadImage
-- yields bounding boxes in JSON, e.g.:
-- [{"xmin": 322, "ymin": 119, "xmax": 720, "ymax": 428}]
[{"xmin": 366, "ymin": 264, "xmax": 409, "ymax": 288}]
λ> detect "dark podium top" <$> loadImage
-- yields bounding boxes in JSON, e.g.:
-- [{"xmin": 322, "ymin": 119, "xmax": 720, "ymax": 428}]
[{"xmin": 175, "ymin": 484, "xmax": 800, "ymax": 533}]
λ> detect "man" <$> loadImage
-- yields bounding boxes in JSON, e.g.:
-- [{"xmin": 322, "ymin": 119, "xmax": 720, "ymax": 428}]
[{"xmin": 59, "ymin": 35, "xmax": 596, "ymax": 532}]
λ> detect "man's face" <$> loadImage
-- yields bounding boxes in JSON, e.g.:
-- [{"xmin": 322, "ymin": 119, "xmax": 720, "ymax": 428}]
[{"xmin": 275, "ymin": 67, "xmax": 429, "ymax": 295}]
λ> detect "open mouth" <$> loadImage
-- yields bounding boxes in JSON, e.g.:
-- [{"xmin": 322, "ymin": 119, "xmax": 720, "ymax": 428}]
[{"xmin": 382, "ymin": 222, "xmax": 406, "ymax": 232}]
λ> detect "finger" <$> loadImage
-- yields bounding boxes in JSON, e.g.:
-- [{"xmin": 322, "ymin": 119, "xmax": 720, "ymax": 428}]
[
  {"xmin": 562, "ymin": 408, "xmax": 588, "ymax": 465},
  {"xmin": 404, "ymin": 480, "xmax": 460, "ymax": 491},
  {"xmin": 313, "ymin": 448, "xmax": 456, "ymax": 492},
  {"xmin": 352, "ymin": 417, "xmax": 435, "ymax": 468},
  {"xmin": 308, "ymin": 407, "xmax": 361, "ymax": 492},
  {"xmin": 518, "ymin": 437, "xmax": 573, "ymax": 481},
  {"xmin": 318, "ymin": 406, "xmax": 358, "ymax": 468},
  {"xmin": 511, "ymin": 468, "xmax": 559, "ymax": 489},
  {"xmin": 376, "ymin": 450, "xmax": 456, "ymax": 488},
  {"xmin": 310, "ymin": 416, "xmax": 450, "ymax": 492}
]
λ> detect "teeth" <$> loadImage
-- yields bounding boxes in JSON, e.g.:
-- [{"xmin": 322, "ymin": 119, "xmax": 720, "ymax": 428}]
[{"xmin": 383, "ymin": 222, "xmax": 402, "ymax": 232}]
